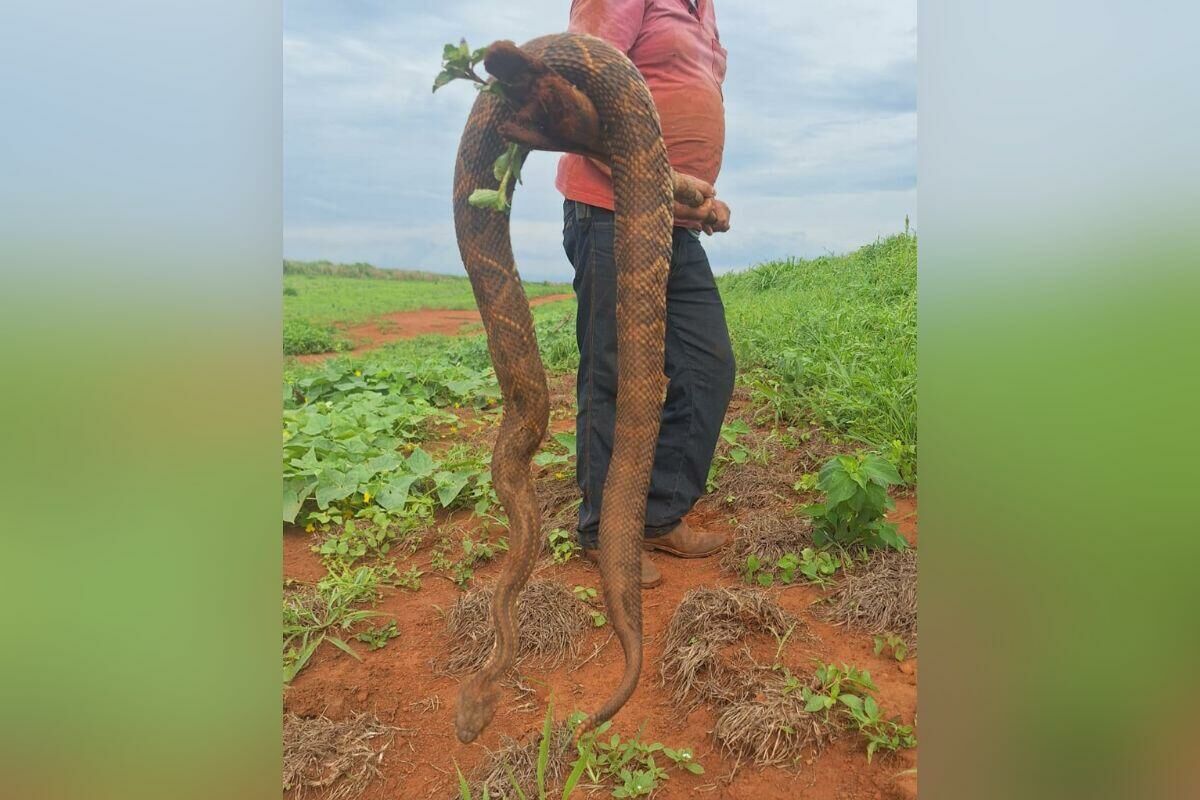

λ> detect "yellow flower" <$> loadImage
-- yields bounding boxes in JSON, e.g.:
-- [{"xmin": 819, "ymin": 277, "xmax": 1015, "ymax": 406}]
[
  {"xmin": 305, "ymin": 523, "xmax": 314, "ymax": 533},
  {"xmin": 355, "ymin": 370, "xmax": 362, "ymax": 377},
  {"xmin": 362, "ymin": 491, "xmax": 372, "ymax": 503}
]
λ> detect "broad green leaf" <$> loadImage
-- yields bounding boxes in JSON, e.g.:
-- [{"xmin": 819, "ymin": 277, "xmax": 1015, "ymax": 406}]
[
  {"xmin": 838, "ymin": 694, "xmax": 864, "ymax": 712},
  {"xmin": 377, "ymin": 475, "xmax": 417, "ymax": 511},
  {"xmin": 407, "ymin": 447, "xmax": 435, "ymax": 475},
  {"xmin": 861, "ymin": 454, "xmax": 902, "ymax": 486},
  {"xmin": 804, "ymin": 694, "xmax": 828, "ymax": 713},
  {"xmin": 283, "ymin": 477, "xmax": 318, "ymax": 522},
  {"xmin": 551, "ymin": 431, "xmax": 577, "ymax": 454},
  {"xmin": 315, "ymin": 472, "xmax": 357, "ymax": 509},
  {"xmin": 436, "ymin": 471, "xmax": 471, "ymax": 508}
]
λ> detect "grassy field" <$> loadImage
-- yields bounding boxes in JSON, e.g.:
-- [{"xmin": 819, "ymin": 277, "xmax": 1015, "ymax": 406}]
[
  {"xmin": 292, "ymin": 233, "xmax": 917, "ymax": 473},
  {"xmin": 721, "ymin": 234, "xmax": 917, "ymax": 476},
  {"xmin": 281, "ymin": 234, "xmax": 918, "ymax": 800},
  {"xmin": 284, "ymin": 260, "xmax": 569, "ymax": 326}
]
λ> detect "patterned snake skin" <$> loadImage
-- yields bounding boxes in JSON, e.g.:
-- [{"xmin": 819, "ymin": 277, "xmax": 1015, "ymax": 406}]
[{"xmin": 452, "ymin": 33, "xmax": 673, "ymax": 744}]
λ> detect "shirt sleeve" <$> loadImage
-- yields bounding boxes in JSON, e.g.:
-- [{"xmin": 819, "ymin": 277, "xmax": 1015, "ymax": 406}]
[{"xmin": 566, "ymin": 0, "xmax": 645, "ymax": 54}]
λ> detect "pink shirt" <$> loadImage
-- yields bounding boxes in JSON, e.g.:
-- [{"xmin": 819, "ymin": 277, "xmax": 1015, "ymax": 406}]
[{"xmin": 555, "ymin": 0, "xmax": 728, "ymax": 227}]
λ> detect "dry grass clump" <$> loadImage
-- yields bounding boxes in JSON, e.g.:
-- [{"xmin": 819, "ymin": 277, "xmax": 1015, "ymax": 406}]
[
  {"xmin": 441, "ymin": 579, "xmax": 589, "ymax": 675},
  {"xmin": 819, "ymin": 548, "xmax": 917, "ymax": 650},
  {"xmin": 536, "ymin": 470, "xmax": 580, "ymax": 539},
  {"xmin": 660, "ymin": 587, "xmax": 797, "ymax": 709},
  {"xmin": 661, "ymin": 588, "xmax": 844, "ymax": 768},
  {"xmin": 283, "ymin": 712, "xmax": 398, "ymax": 800},
  {"xmin": 712, "ymin": 676, "xmax": 836, "ymax": 768},
  {"xmin": 720, "ymin": 514, "xmax": 815, "ymax": 574},
  {"xmin": 462, "ymin": 723, "xmax": 575, "ymax": 800},
  {"xmin": 710, "ymin": 424, "xmax": 835, "ymax": 510}
]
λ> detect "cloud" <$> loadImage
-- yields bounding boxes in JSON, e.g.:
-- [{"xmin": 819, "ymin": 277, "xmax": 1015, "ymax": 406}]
[{"xmin": 283, "ymin": 0, "xmax": 916, "ymax": 279}]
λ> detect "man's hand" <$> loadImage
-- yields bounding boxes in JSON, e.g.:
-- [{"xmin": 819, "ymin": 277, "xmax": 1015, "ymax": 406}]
[
  {"xmin": 702, "ymin": 198, "xmax": 731, "ymax": 235},
  {"xmin": 674, "ymin": 197, "xmax": 731, "ymax": 235}
]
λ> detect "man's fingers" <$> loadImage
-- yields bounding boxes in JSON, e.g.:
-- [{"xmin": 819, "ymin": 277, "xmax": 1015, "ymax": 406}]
[{"xmin": 672, "ymin": 171, "xmax": 716, "ymax": 207}]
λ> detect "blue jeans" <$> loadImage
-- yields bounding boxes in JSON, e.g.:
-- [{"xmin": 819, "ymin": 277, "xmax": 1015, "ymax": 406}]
[{"xmin": 562, "ymin": 200, "xmax": 736, "ymax": 549}]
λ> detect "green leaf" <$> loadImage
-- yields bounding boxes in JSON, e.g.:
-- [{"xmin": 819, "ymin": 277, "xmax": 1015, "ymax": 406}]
[
  {"xmin": 861, "ymin": 454, "xmax": 902, "ymax": 486},
  {"xmin": 325, "ymin": 636, "xmax": 363, "ymax": 661},
  {"xmin": 804, "ymin": 694, "xmax": 828, "ymax": 713},
  {"xmin": 493, "ymin": 150, "xmax": 510, "ymax": 182},
  {"xmin": 839, "ymin": 694, "xmax": 864, "ymax": 712},
  {"xmin": 407, "ymin": 447, "xmax": 435, "ymax": 476},
  {"xmin": 504, "ymin": 763, "xmax": 529, "ymax": 800},
  {"xmin": 378, "ymin": 475, "xmax": 417, "ymax": 511},
  {"xmin": 468, "ymin": 188, "xmax": 502, "ymax": 209},
  {"xmin": 456, "ymin": 763, "xmax": 473, "ymax": 800},
  {"xmin": 283, "ymin": 477, "xmax": 318, "ymax": 522},
  {"xmin": 284, "ymin": 636, "xmax": 321, "ymax": 683},
  {"xmin": 315, "ymin": 473, "xmax": 357, "ymax": 509},
  {"xmin": 551, "ymin": 431, "xmax": 577, "ymax": 454},
  {"xmin": 436, "ymin": 471, "xmax": 472, "ymax": 508},
  {"xmin": 562, "ymin": 751, "xmax": 590, "ymax": 799},
  {"xmin": 537, "ymin": 700, "xmax": 554, "ymax": 797}
]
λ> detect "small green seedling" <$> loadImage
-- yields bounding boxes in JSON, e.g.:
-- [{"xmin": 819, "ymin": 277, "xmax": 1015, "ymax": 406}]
[
  {"xmin": 873, "ymin": 633, "xmax": 909, "ymax": 661},
  {"xmin": 355, "ymin": 620, "xmax": 400, "ymax": 650},
  {"xmin": 548, "ymin": 528, "xmax": 579, "ymax": 564},
  {"xmin": 804, "ymin": 453, "xmax": 907, "ymax": 551},
  {"xmin": 572, "ymin": 585, "xmax": 607, "ymax": 627}
]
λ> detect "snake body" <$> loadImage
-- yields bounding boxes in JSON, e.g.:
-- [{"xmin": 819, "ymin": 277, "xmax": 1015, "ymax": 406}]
[{"xmin": 452, "ymin": 33, "xmax": 672, "ymax": 743}]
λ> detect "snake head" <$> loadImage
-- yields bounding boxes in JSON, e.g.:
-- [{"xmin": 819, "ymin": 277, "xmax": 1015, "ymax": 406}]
[{"xmin": 455, "ymin": 680, "xmax": 501, "ymax": 743}]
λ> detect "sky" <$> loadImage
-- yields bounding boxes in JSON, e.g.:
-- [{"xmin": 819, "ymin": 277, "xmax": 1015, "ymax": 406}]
[{"xmin": 284, "ymin": 0, "xmax": 916, "ymax": 281}]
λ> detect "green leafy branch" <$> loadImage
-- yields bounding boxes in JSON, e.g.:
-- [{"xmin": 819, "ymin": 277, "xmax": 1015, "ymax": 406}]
[{"xmin": 433, "ymin": 38, "xmax": 529, "ymax": 214}]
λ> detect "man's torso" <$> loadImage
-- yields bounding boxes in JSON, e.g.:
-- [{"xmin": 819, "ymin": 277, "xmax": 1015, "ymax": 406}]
[{"xmin": 556, "ymin": 0, "xmax": 727, "ymax": 223}]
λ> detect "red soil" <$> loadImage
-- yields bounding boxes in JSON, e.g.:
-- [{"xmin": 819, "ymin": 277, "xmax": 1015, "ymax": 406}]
[
  {"xmin": 283, "ymin": 494, "xmax": 918, "ymax": 799},
  {"xmin": 295, "ymin": 294, "xmax": 574, "ymax": 364}
]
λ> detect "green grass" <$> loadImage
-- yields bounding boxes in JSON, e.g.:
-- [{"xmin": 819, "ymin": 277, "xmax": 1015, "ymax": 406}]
[
  {"xmin": 282, "ymin": 317, "xmax": 350, "ymax": 356},
  {"xmin": 283, "ymin": 261, "xmax": 570, "ymax": 326},
  {"xmin": 283, "ymin": 234, "xmax": 915, "ymax": 489},
  {"xmin": 719, "ymin": 234, "xmax": 916, "ymax": 474}
]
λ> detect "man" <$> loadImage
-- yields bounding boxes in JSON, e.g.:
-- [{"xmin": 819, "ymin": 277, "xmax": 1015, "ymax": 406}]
[{"xmin": 558, "ymin": 0, "xmax": 735, "ymax": 588}]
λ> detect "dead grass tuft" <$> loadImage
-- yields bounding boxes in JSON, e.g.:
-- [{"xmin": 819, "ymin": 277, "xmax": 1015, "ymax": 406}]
[
  {"xmin": 710, "ymin": 424, "xmax": 835, "ymax": 510},
  {"xmin": 282, "ymin": 712, "xmax": 397, "ymax": 800},
  {"xmin": 819, "ymin": 548, "xmax": 918, "ymax": 650},
  {"xmin": 720, "ymin": 514, "xmax": 814, "ymax": 574},
  {"xmin": 712, "ymin": 675, "xmax": 836, "ymax": 768},
  {"xmin": 441, "ymin": 579, "xmax": 589, "ymax": 676},
  {"xmin": 462, "ymin": 722, "xmax": 575, "ymax": 800},
  {"xmin": 660, "ymin": 587, "xmax": 797, "ymax": 709},
  {"xmin": 536, "ymin": 470, "xmax": 580, "ymax": 540}
]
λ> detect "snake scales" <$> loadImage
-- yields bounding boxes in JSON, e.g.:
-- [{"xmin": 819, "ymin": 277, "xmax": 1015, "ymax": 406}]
[{"xmin": 451, "ymin": 33, "xmax": 695, "ymax": 744}]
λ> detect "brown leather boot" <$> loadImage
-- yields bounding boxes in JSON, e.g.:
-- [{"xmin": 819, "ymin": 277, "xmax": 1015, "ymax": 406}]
[
  {"xmin": 582, "ymin": 548, "xmax": 663, "ymax": 589},
  {"xmin": 643, "ymin": 518, "xmax": 726, "ymax": 558}
]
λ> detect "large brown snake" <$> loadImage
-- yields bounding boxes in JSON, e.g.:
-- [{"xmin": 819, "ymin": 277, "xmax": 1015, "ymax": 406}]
[{"xmin": 451, "ymin": 33, "xmax": 709, "ymax": 744}]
